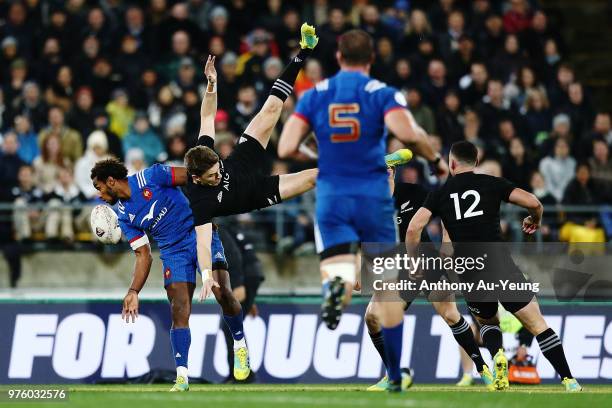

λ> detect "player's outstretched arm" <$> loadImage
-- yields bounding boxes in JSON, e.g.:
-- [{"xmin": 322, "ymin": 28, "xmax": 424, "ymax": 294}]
[
  {"xmin": 195, "ymin": 223, "xmax": 220, "ymax": 300},
  {"xmin": 122, "ymin": 243, "xmax": 153, "ymax": 323},
  {"xmin": 508, "ymin": 188, "xmax": 543, "ymax": 234},
  {"xmin": 406, "ymin": 207, "xmax": 433, "ymax": 245},
  {"xmin": 199, "ymin": 55, "xmax": 217, "ymax": 139}
]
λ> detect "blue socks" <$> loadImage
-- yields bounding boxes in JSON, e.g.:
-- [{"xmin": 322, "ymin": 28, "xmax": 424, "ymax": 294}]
[
  {"xmin": 170, "ymin": 328, "xmax": 191, "ymax": 368},
  {"xmin": 223, "ymin": 311, "xmax": 245, "ymax": 341},
  {"xmin": 382, "ymin": 322, "xmax": 404, "ymax": 383}
]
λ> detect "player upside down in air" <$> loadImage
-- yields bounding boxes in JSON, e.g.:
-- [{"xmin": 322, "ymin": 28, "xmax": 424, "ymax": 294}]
[
  {"xmin": 406, "ymin": 141, "xmax": 582, "ymax": 392},
  {"xmin": 90, "ymin": 157, "xmax": 247, "ymax": 391},
  {"xmin": 91, "ymin": 57, "xmax": 260, "ymax": 391},
  {"xmin": 179, "ymin": 23, "xmax": 319, "ymax": 368},
  {"xmin": 364, "ymin": 151, "xmax": 496, "ymax": 391},
  {"xmin": 278, "ymin": 28, "xmax": 448, "ymax": 392}
]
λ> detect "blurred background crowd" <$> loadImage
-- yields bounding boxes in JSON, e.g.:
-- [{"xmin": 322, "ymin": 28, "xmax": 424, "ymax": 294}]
[{"xmin": 0, "ymin": 0, "xmax": 611, "ymax": 267}]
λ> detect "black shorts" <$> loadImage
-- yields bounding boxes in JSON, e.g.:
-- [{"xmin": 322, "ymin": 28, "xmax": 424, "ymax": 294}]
[
  {"xmin": 224, "ymin": 133, "xmax": 282, "ymax": 213},
  {"xmin": 461, "ymin": 262, "xmax": 534, "ymax": 319}
]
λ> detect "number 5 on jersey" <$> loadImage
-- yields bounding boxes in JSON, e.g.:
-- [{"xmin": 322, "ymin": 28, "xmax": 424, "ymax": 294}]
[
  {"xmin": 450, "ymin": 190, "xmax": 483, "ymax": 220},
  {"xmin": 329, "ymin": 103, "xmax": 360, "ymax": 143}
]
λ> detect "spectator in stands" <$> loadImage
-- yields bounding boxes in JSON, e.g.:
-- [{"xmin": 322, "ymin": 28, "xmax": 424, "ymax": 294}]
[
  {"xmin": 564, "ymin": 82, "xmax": 594, "ymax": 139},
  {"xmin": 45, "ymin": 65, "xmax": 75, "ymax": 112},
  {"xmin": 125, "ymin": 147, "xmax": 146, "ymax": 175},
  {"xmin": 548, "ymin": 63, "xmax": 574, "ymax": 108},
  {"xmin": 541, "ymin": 113, "xmax": 573, "ymax": 157},
  {"xmin": 105, "ymin": 88, "xmax": 135, "ymax": 138},
  {"xmin": 530, "ymin": 170, "xmax": 557, "ymax": 206},
  {"xmin": 230, "ymin": 84, "xmax": 258, "ymax": 136},
  {"xmin": 492, "ymin": 34, "xmax": 527, "ymax": 82},
  {"xmin": 562, "ymin": 163, "xmax": 603, "ymax": 224},
  {"xmin": 422, "ymin": 59, "xmax": 449, "ymax": 107},
  {"xmin": 33, "ymin": 132, "xmax": 71, "ymax": 194},
  {"xmin": 591, "ymin": 112, "xmax": 612, "ymax": 145},
  {"xmin": 507, "ymin": 65, "xmax": 544, "ymax": 108},
  {"xmin": 158, "ymin": 30, "xmax": 195, "ymax": 82},
  {"xmin": 459, "ymin": 61, "xmax": 489, "ymax": 107},
  {"xmin": 372, "ymin": 36, "xmax": 396, "ymax": 80},
  {"xmin": 503, "ymin": 0, "xmax": 532, "ymax": 34},
  {"xmin": 92, "ymin": 109, "xmax": 122, "ymax": 159},
  {"xmin": 11, "ymin": 165, "xmax": 45, "ymax": 242},
  {"xmin": 463, "ymin": 109, "xmax": 482, "ymax": 143},
  {"xmin": 436, "ymin": 90, "xmax": 463, "ymax": 146},
  {"xmin": 539, "ymin": 137, "xmax": 576, "ymax": 202},
  {"xmin": 437, "ymin": 10, "xmax": 466, "ymax": 63},
  {"xmin": 123, "ymin": 112, "xmax": 165, "ymax": 166},
  {"xmin": 589, "ymin": 139, "xmax": 612, "ymax": 184},
  {"xmin": 38, "ymin": 107, "xmax": 82, "ymax": 164},
  {"xmin": 318, "ymin": 7, "xmax": 353, "ymax": 73},
  {"xmin": 165, "ymin": 135, "xmax": 188, "ymax": 165},
  {"xmin": 13, "ymin": 115, "xmax": 39, "ymax": 165},
  {"xmin": 5, "ymin": 58, "xmax": 28, "ymax": 106},
  {"xmin": 400, "ymin": 9, "xmax": 432, "ymax": 56},
  {"xmin": 14, "ymin": 82, "xmax": 47, "ymax": 132},
  {"xmin": 389, "ymin": 57, "xmax": 417, "ymax": 90},
  {"xmin": 478, "ymin": 14, "xmax": 505, "ymax": 60},
  {"xmin": 68, "ymin": 87, "xmax": 96, "ymax": 145},
  {"xmin": 360, "ymin": 4, "xmax": 395, "ymax": 41},
  {"xmin": 477, "ymin": 78, "xmax": 514, "ymax": 141},
  {"xmin": 522, "ymin": 88, "xmax": 552, "ymax": 142},
  {"xmin": 115, "ymin": 34, "xmax": 150, "ymax": 88},
  {"xmin": 503, "ymin": 137, "xmax": 535, "ymax": 190},
  {"xmin": 75, "ymin": 130, "xmax": 110, "ymax": 200},
  {"xmin": 0, "ymin": 132, "xmax": 25, "ymax": 200},
  {"xmin": 295, "ymin": 59, "xmax": 323, "ymax": 99},
  {"xmin": 217, "ymin": 52, "xmax": 240, "ymax": 111},
  {"xmin": 407, "ymin": 88, "xmax": 436, "ymax": 135},
  {"xmin": 45, "ymin": 165, "xmax": 87, "ymax": 242}
]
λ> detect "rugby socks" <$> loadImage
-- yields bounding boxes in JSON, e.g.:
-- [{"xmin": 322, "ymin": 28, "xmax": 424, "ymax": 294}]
[
  {"xmin": 450, "ymin": 317, "xmax": 487, "ymax": 370},
  {"xmin": 269, "ymin": 48, "xmax": 312, "ymax": 102},
  {"xmin": 170, "ymin": 328, "xmax": 191, "ymax": 378},
  {"xmin": 480, "ymin": 324, "xmax": 503, "ymax": 358},
  {"xmin": 382, "ymin": 323, "xmax": 403, "ymax": 383},
  {"xmin": 223, "ymin": 311, "xmax": 247, "ymax": 349},
  {"xmin": 536, "ymin": 328, "xmax": 573, "ymax": 379},
  {"xmin": 369, "ymin": 330, "xmax": 388, "ymax": 370}
]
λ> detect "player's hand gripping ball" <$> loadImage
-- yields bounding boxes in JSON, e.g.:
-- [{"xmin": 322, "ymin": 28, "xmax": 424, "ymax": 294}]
[{"xmin": 90, "ymin": 204, "xmax": 122, "ymax": 244}]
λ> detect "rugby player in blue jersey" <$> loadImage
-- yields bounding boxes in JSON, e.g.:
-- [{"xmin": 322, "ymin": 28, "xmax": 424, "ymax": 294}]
[{"xmin": 278, "ymin": 29, "xmax": 448, "ymax": 392}]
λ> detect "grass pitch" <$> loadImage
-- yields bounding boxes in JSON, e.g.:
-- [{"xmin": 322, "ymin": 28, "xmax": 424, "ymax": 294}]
[{"xmin": 2, "ymin": 384, "xmax": 612, "ymax": 408}]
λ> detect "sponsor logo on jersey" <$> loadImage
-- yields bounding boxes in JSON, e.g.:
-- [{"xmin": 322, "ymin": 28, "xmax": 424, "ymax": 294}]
[
  {"xmin": 400, "ymin": 201, "xmax": 413, "ymax": 213},
  {"xmin": 217, "ymin": 191, "xmax": 223, "ymax": 202},
  {"xmin": 142, "ymin": 188, "xmax": 153, "ymax": 201},
  {"xmin": 129, "ymin": 214, "xmax": 135, "ymax": 223},
  {"xmin": 150, "ymin": 207, "xmax": 168, "ymax": 230},
  {"xmin": 140, "ymin": 201, "xmax": 158, "ymax": 226}
]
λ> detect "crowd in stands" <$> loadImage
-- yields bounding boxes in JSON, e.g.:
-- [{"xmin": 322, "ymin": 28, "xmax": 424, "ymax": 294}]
[{"xmin": 0, "ymin": 0, "xmax": 611, "ymax": 255}]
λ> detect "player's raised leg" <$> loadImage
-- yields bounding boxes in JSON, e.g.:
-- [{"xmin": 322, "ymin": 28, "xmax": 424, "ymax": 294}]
[
  {"xmin": 243, "ymin": 23, "xmax": 318, "ymax": 149},
  {"xmin": 166, "ymin": 282, "xmax": 195, "ymax": 392},
  {"xmin": 511, "ymin": 300, "xmax": 582, "ymax": 391}
]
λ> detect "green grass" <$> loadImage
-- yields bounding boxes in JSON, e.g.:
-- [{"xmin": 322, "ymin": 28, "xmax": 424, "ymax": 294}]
[{"xmin": 2, "ymin": 384, "xmax": 612, "ymax": 408}]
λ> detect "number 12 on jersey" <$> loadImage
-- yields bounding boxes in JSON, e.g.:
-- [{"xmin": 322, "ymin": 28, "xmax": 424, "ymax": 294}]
[
  {"xmin": 450, "ymin": 190, "xmax": 483, "ymax": 220},
  {"xmin": 329, "ymin": 103, "xmax": 360, "ymax": 143}
]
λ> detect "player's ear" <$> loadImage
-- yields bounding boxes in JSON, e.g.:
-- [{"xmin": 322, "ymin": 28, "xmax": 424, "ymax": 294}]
[
  {"xmin": 106, "ymin": 177, "xmax": 115, "ymax": 187},
  {"xmin": 335, "ymin": 50, "xmax": 342, "ymax": 64},
  {"xmin": 191, "ymin": 174, "xmax": 199, "ymax": 184}
]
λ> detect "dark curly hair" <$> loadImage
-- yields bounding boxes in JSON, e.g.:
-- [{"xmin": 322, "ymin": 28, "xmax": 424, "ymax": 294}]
[{"xmin": 90, "ymin": 158, "xmax": 128, "ymax": 181}]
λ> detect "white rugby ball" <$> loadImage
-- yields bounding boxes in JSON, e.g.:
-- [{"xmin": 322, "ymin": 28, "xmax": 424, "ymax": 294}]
[{"xmin": 90, "ymin": 204, "xmax": 122, "ymax": 244}]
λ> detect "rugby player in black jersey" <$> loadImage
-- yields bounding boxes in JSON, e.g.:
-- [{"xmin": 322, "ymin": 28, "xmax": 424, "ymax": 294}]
[
  {"xmin": 406, "ymin": 141, "xmax": 582, "ymax": 392},
  {"xmin": 364, "ymin": 153, "xmax": 495, "ymax": 391}
]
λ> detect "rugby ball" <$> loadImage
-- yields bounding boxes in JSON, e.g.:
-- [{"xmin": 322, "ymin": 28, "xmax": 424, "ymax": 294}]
[{"xmin": 90, "ymin": 204, "xmax": 122, "ymax": 244}]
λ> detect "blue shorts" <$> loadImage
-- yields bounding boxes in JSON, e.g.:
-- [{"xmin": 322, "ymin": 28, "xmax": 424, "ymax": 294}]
[
  {"xmin": 161, "ymin": 229, "xmax": 228, "ymax": 287},
  {"xmin": 315, "ymin": 195, "xmax": 397, "ymax": 255}
]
